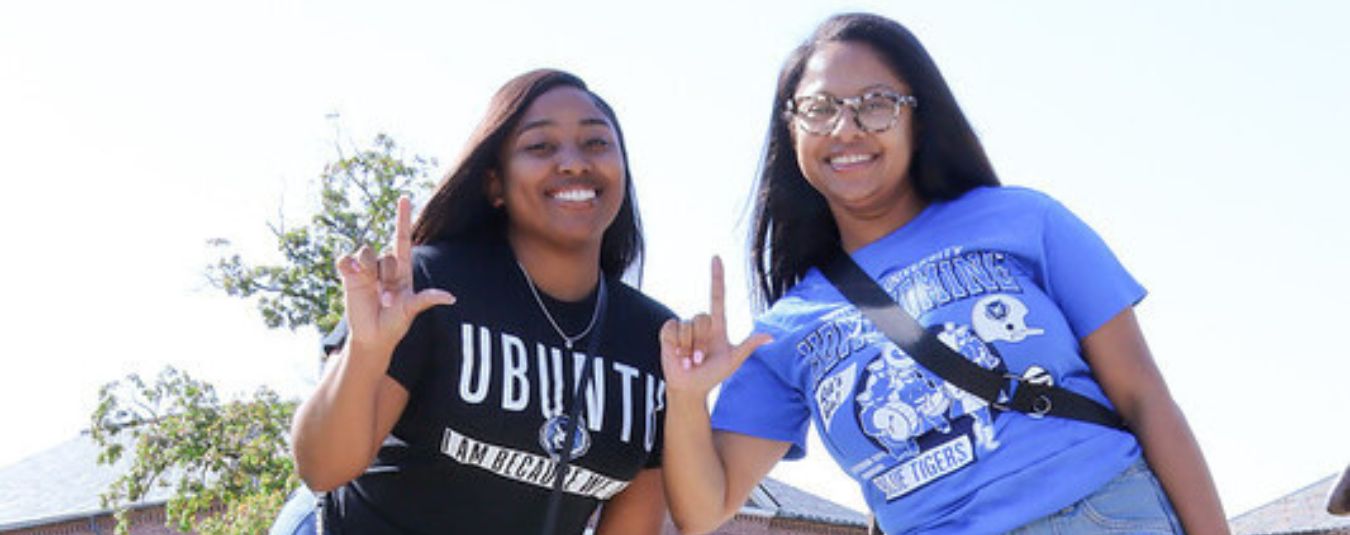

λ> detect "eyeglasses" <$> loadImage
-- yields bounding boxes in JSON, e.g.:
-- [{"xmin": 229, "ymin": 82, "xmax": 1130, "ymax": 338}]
[{"xmin": 785, "ymin": 90, "xmax": 918, "ymax": 136}]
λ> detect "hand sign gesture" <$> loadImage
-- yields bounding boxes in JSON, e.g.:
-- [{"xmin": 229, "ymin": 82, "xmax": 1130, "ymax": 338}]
[
  {"xmin": 660, "ymin": 256, "xmax": 773, "ymax": 396},
  {"xmin": 336, "ymin": 196, "xmax": 457, "ymax": 356}
]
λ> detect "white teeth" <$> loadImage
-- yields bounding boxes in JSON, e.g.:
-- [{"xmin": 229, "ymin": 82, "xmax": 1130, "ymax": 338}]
[
  {"xmin": 830, "ymin": 154, "xmax": 873, "ymax": 166},
  {"xmin": 553, "ymin": 189, "xmax": 597, "ymax": 202}
]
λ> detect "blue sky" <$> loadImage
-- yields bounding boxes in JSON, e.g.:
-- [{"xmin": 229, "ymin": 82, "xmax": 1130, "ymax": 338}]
[{"xmin": 2, "ymin": 0, "xmax": 1347, "ymax": 517}]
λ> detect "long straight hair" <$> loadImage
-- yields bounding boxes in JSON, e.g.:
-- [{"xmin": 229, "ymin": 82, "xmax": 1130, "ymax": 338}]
[
  {"xmin": 750, "ymin": 13, "xmax": 1001, "ymax": 309},
  {"xmin": 412, "ymin": 69, "xmax": 644, "ymax": 279}
]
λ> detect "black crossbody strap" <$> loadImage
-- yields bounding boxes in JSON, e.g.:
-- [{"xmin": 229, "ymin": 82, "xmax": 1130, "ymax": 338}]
[
  {"xmin": 821, "ymin": 250, "xmax": 1126, "ymax": 430},
  {"xmin": 540, "ymin": 278, "xmax": 609, "ymax": 535}
]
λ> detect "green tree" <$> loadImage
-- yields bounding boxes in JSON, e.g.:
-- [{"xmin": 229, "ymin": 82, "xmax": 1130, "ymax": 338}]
[
  {"xmin": 90, "ymin": 368, "xmax": 297, "ymax": 535},
  {"xmin": 208, "ymin": 133, "xmax": 438, "ymax": 336},
  {"xmin": 89, "ymin": 134, "xmax": 437, "ymax": 535}
]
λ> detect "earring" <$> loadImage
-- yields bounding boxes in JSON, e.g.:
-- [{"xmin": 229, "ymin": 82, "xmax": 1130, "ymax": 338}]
[{"xmin": 492, "ymin": 198, "xmax": 505, "ymax": 208}]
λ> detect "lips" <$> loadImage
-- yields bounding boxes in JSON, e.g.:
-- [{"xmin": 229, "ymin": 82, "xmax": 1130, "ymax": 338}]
[
  {"xmin": 551, "ymin": 188, "xmax": 597, "ymax": 202},
  {"xmin": 546, "ymin": 179, "xmax": 602, "ymax": 205},
  {"xmin": 827, "ymin": 152, "xmax": 876, "ymax": 171}
]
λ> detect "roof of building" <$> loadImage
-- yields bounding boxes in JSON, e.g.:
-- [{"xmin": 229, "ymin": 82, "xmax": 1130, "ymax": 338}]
[
  {"xmin": 0, "ymin": 432, "xmax": 174, "ymax": 531},
  {"xmin": 750, "ymin": 476, "xmax": 868, "ymax": 527},
  {"xmin": 0, "ymin": 432, "xmax": 868, "ymax": 530},
  {"xmin": 1230, "ymin": 472, "xmax": 1350, "ymax": 535}
]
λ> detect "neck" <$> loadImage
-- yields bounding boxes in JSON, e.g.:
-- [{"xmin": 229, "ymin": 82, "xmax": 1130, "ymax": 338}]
[
  {"xmin": 508, "ymin": 232, "xmax": 603, "ymax": 302},
  {"xmin": 833, "ymin": 187, "xmax": 927, "ymax": 253}
]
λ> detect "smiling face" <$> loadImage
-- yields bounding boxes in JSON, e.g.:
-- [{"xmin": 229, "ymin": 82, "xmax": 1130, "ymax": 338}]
[
  {"xmin": 490, "ymin": 86, "xmax": 626, "ymax": 254},
  {"xmin": 791, "ymin": 41, "xmax": 922, "ymax": 247}
]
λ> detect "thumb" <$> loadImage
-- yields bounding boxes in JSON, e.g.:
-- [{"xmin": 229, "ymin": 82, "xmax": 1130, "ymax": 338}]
[
  {"xmin": 728, "ymin": 333, "xmax": 773, "ymax": 368},
  {"xmin": 407, "ymin": 288, "xmax": 457, "ymax": 314}
]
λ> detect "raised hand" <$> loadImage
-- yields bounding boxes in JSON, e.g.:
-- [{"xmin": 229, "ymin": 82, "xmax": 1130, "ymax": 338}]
[
  {"xmin": 660, "ymin": 256, "xmax": 773, "ymax": 396},
  {"xmin": 336, "ymin": 196, "xmax": 456, "ymax": 355}
]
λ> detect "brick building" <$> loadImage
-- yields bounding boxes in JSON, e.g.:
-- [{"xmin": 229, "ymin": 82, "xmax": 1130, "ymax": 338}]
[{"xmin": 0, "ymin": 434, "xmax": 867, "ymax": 534}]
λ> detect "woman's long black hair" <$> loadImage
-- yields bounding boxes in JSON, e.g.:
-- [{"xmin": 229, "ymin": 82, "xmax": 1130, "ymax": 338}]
[
  {"xmin": 412, "ymin": 69, "xmax": 644, "ymax": 280},
  {"xmin": 750, "ymin": 13, "xmax": 1001, "ymax": 309}
]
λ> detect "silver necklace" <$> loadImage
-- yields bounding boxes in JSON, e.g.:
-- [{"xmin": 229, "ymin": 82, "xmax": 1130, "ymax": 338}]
[{"xmin": 516, "ymin": 261, "xmax": 606, "ymax": 350}]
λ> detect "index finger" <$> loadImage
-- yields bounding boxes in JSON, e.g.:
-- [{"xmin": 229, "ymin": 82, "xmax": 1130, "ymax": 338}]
[
  {"xmin": 710, "ymin": 255, "xmax": 725, "ymax": 326},
  {"xmin": 395, "ymin": 196, "xmax": 413, "ymax": 265}
]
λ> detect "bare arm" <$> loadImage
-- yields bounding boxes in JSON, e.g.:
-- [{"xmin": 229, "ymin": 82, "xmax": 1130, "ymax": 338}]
[
  {"xmin": 292, "ymin": 347, "xmax": 411, "ymax": 491},
  {"xmin": 290, "ymin": 197, "xmax": 455, "ymax": 492},
  {"xmin": 662, "ymin": 389, "xmax": 790, "ymax": 534},
  {"xmin": 659, "ymin": 257, "xmax": 781, "ymax": 534},
  {"xmin": 594, "ymin": 468, "xmax": 666, "ymax": 535},
  {"xmin": 1083, "ymin": 308, "xmax": 1229, "ymax": 534}
]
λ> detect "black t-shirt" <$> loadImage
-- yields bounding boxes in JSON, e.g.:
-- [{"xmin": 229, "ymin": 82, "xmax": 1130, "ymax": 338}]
[{"xmin": 328, "ymin": 235, "xmax": 673, "ymax": 535}]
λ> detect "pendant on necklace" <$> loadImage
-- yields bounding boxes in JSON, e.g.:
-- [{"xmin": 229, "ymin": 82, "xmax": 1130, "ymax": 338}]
[{"xmin": 515, "ymin": 261, "xmax": 603, "ymax": 356}]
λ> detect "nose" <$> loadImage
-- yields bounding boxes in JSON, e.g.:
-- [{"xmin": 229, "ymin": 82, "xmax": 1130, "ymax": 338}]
[
  {"xmin": 556, "ymin": 145, "xmax": 591, "ymax": 175},
  {"xmin": 829, "ymin": 108, "xmax": 866, "ymax": 140}
]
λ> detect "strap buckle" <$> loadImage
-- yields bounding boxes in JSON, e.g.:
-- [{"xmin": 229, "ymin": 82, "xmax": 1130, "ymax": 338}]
[{"xmin": 993, "ymin": 373, "xmax": 1053, "ymax": 418}]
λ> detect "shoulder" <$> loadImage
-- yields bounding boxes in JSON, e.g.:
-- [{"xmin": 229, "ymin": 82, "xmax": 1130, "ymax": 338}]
[
  {"xmin": 982, "ymin": 187, "xmax": 1098, "ymax": 235},
  {"xmin": 954, "ymin": 185, "xmax": 1059, "ymax": 211},
  {"xmin": 409, "ymin": 237, "xmax": 509, "ymax": 287},
  {"xmin": 936, "ymin": 186, "xmax": 1071, "ymax": 236},
  {"xmin": 607, "ymin": 281, "xmax": 677, "ymax": 332},
  {"xmin": 604, "ymin": 282, "xmax": 675, "ymax": 375},
  {"xmin": 410, "ymin": 237, "xmax": 501, "ymax": 269},
  {"xmin": 755, "ymin": 277, "xmax": 837, "ymax": 344}
]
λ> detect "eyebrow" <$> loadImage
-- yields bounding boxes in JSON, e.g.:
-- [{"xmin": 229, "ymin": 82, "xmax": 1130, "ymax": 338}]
[
  {"xmin": 517, "ymin": 117, "xmax": 611, "ymax": 134},
  {"xmin": 796, "ymin": 84, "xmax": 901, "ymax": 99},
  {"xmin": 860, "ymin": 84, "xmax": 898, "ymax": 93}
]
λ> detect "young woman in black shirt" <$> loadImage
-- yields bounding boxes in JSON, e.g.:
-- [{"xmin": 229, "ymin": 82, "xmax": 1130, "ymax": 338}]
[{"xmin": 288, "ymin": 69, "xmax": 672, "ymax": 535}]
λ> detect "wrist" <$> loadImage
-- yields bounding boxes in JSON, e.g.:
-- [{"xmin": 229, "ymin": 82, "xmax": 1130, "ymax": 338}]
[
  {"xmin": 666, "ymin": 388, "xmax": 711, "ymax": 412},
  {"xmin": 344, "ymin": 338, "xmax": 397, "ymax": 368}
]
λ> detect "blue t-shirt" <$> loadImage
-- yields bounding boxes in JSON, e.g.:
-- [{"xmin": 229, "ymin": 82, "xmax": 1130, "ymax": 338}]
[{"xmin": 711, "ymin": 186, "xmax": 1146, "ymax": 534}]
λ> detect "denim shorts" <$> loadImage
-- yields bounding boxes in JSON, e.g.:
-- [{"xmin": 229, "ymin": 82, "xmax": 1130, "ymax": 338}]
[
  {"xmin": 1005, "ymin": 458, "xmax": 1183, "ymax": 534},
  {"xmin": 269, "ymin": 486, "xmax": 319, "ymax": 535}
]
